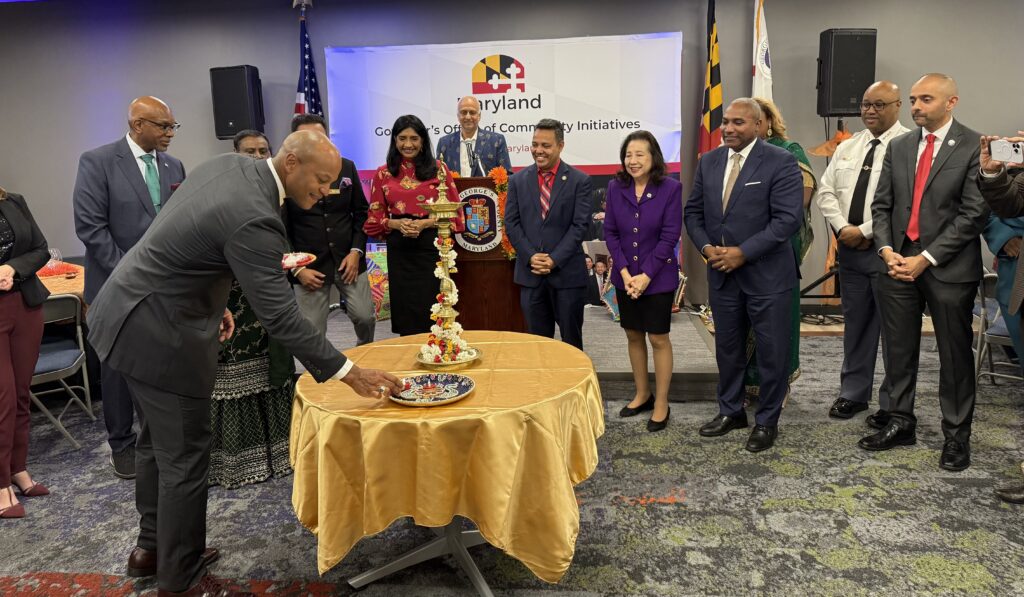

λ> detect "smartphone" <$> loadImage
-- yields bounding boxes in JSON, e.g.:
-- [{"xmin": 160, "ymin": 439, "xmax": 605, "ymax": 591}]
[{"xmin": 990, "ymin": 139, "xmax": 1024, "ymax": 163}]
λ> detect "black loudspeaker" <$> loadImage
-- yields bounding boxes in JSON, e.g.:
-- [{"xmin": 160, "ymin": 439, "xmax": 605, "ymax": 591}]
[
  {"xmin": 816, "ymin": 29, "xmax": 877, "ymax": 117},
  {"xmin": 210, "ymin": 65, "xmax": 265, "ymax": 139}
]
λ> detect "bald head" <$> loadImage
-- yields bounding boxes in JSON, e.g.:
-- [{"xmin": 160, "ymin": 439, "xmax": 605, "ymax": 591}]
[
  {"xmin": 128, "ymin": 96, "xmax": 177, "ymax": 152},
  {"xmin": 861, "ymin": 80, "xmax": 902, "ymax": 136},
  {"xmin": 273, "ymin": 130, "xmax": 342, "ymax": 209},
  {"xmin": 917, "ymin": 73, "xmax": 958, "ymax": 96},
  {"xmin": 458, "ymin": 95, "xmax": 482, "ymax": 138},
  {"xmin": 909, "ymin": 73, "xmax": 959, "ymax": 132}
]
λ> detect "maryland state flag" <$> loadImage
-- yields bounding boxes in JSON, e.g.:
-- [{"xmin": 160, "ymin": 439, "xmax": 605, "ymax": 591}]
[
  {"xmin": 698, "ymin": 0, "xmax": 723, "ymax": 157},
  {"xmin": 472, "ymin": 55, "xmax": 526, "ymax": 94}
]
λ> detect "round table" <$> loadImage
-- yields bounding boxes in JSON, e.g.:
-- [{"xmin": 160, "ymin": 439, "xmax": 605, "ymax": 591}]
[{"xmin": 290, "ymin": 331, "xmax": 605, "ymax": 594}]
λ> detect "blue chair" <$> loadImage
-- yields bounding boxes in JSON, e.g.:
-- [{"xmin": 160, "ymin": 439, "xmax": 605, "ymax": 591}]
[
  {"xmin": 975, "ymin": 273, "xmax": 1023, "ymax": 385},
  {"xmin": 29, "ymin": 293, "xmax": 95, "ymax": 449}
]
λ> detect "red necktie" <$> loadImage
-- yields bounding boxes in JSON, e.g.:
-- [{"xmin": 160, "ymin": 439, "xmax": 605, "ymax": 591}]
[
  {"xmin": 539, "ymin": 171, "xmax": 554, "ymax": 219},
  {"xmin": 907, "ymin": 133, "xmax": 936, "ymax": 242}
]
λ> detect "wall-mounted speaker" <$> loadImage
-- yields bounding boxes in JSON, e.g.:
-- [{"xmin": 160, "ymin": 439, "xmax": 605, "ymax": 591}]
[
  {"xmin": 210, "ymin": 65, "xmax": 265, "ymax": 139},
  {"xmin": 816, "ymin": 29, "xmax": 877, "ymax": 117}
]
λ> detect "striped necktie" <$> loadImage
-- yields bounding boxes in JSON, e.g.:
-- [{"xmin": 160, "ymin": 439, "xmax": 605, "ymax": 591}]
[{"xmin": 539, "ymin": 170, "xmax": 554, "ymax": 219}]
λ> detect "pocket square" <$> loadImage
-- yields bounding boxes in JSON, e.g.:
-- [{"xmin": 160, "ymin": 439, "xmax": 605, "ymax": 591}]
[
  {"xmin": 744, "ymin": 181, "xmax": 762, "ymax": 186},
  {"xmin": 340, "ymin": 177, "xmax": 353, "ymax": 189}
]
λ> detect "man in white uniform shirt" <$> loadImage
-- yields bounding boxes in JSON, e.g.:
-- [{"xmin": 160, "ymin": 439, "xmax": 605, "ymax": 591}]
[{"xmin": 817, "ymin": 81, "xmax": 909, "ymax": 425}]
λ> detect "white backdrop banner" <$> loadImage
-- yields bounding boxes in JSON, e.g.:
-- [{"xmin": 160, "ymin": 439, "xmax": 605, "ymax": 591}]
[{"xmin": 324, "ymin": 32, "xmax": 682, "ymax": 177}]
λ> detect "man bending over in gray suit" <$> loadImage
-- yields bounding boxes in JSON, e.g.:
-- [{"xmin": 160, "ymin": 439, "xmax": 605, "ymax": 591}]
[{"xmin": 87, "ymin": 131, "xmax": 402, "ymax": 597}]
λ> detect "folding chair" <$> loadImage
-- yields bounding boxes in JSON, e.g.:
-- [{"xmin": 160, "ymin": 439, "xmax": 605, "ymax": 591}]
[
  {"xmin": 29, "ymin": 293, "xmax": 95, "ymax": 449},
  {"xmin": 975, "ymin": 273, "xmax": 1023, "ymax": 385}
]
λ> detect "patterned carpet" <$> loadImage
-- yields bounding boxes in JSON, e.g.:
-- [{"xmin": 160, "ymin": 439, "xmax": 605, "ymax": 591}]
[{"xmin": 2, "ymin": 335, "xmax": 1023, "ymax": 596}]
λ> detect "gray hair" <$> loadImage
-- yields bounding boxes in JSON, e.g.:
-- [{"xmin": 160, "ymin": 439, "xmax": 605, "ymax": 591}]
[{"xmin": 729, "ymin": 97, "xmax": 764, "ymax": 121}]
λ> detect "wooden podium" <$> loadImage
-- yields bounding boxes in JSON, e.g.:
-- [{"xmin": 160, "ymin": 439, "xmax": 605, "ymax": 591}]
[{"xmin": 451, "ymin": 176, "xmax": 526, "ymax": 332}]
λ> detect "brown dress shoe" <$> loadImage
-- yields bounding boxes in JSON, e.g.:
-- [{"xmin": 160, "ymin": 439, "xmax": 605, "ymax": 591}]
[
  {"xmin": 156, "ymin": 575, "xmax": 253, "ymax": 597},
  {"xmin": 127, "ymin": 546, "xmax": 220, "ymax": 578}
]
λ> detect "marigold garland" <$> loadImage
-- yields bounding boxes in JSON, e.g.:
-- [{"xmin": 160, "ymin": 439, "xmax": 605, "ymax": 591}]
[{"xmin": 488, "ymin": 166, "xmax": 516, "ymax": 260}]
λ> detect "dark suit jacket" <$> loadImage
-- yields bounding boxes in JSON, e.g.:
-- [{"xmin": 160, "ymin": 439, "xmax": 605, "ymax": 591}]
[
  {"xmin": 979, "ymin": 168, "xmax": 1024, "ymax": 317},
  {"xmin": 872, "ymin": 120, "xmax": 989, "ymax": 283},
  {"xmin": 87, "ymin": 154, "xmax": 346, "ymax": 398},
  {"xmin": 605, "ymin": 177, "xmax": 683, "ymax": 295},
  {"xmin": 283, "ymin": 157, "xmax": 368, "ymax": 285},
  {"xmin": 73, "ymin": 137, "xmax": 186, "ymax": 303},
  {"xmin": 504, "ymin": 161, "xmax": 592, "ymax": 288},
  {"xmin": 683, "ymin": 139, "xmax": 804, "ymax": 295},
  {"xmin": 436, "ymin": 128, "xmax": 513, "ymax": 176},
  {"xmin": 0, "ymin": 193, "xmax": 50, "ymax": 308}
]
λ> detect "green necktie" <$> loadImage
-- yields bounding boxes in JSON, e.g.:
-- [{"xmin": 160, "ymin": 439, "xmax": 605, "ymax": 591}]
[{"xmin": 140, "ymin": 154, "xmax": 161, "ymax": 213}]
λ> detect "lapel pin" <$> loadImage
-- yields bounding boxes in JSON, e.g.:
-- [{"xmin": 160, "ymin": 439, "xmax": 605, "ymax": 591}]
[
  {"xmin": 646, "ymin": 193, "xmax": 652, "ymax": 198},
  {"xmin": 561, "ymin": 175, "xmax": 567, "ymax": 181},
  {"xmin": 947, "ymin": 139, "xmax": 955, "ymax": 147}
]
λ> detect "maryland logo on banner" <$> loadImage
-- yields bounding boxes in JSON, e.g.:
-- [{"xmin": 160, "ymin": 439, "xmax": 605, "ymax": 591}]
[
  {"xmin": 472, "ymin": 55, "xmax": 526, "ymax": 94},
  {"xmin": 324, "ymin": 33, "xmax": 681, "ymax": 177}
]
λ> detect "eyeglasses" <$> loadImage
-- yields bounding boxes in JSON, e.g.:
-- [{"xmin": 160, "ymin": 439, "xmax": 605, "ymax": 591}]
[
  {"xmin": 859, "ymin": 100, "xmax": 898, "ymax": 112},
  {"xmin": 139, "ymin": 118, "xmax": 181, "ymax": 133}
]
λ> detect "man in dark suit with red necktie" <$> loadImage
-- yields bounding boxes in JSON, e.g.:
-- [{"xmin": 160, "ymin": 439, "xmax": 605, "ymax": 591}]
[
  {"xmin": 504, "ymin": 119, "xmax": 592, "ymax": 349},
  {"xmin": 859, "ymin": 73, "xmax": 990, "ymax": 472}
]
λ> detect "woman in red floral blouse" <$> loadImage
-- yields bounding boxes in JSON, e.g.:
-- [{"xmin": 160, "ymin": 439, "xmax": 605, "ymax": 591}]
[{"xmin": 364, "ymin": 115, "xmax": 463, "ymax": 335}]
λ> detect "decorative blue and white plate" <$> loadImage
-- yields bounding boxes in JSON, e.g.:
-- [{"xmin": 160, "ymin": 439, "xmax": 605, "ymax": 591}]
[{"xmin": 391, "ymin": 373, "xmax": 475, "ymax": 407}]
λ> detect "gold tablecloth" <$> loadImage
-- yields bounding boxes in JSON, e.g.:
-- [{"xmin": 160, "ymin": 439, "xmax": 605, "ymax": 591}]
[{"xmin": 290, "ymin": 331, "xmax": 605, "ymax": 583}]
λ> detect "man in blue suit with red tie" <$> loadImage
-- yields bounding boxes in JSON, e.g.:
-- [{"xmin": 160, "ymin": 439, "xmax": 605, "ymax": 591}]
[
  {"xmin": 505, "ymin": 119, "xmax": 592, "ymax": 349},
  {"xmin": 684, "ymin": 98, "xmax": 804, "ymax": 452}
]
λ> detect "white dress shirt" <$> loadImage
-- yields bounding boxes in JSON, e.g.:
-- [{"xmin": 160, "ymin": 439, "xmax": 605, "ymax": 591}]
[
  {"xmin": 125, "ymin": 133, "xmax": 158, "ymax": 181},
  {"xmin": 816, "ymin": 121, "xmax": 909, "ymax": 239},
  {"xmin": 459, "ymin": 131, "xmax": 479, "ymax": 177},
  {"xmin": 877, "ymin": 118, "xmax": 954, "ymax": 266},
  {"xmin": 265, "ymin": 158, "xmax": 355, "ymax": 381}
]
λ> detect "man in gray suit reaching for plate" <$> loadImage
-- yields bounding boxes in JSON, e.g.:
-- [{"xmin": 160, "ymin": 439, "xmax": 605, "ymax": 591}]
[{"xmin": 87, "ymin": 130, "xmax": 402, "ymax": 597}]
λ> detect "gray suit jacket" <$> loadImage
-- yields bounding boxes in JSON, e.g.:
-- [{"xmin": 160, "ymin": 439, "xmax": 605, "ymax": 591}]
[
  {"xmin": 979, "ymin": 168, "xmax": 1024, "ymax": 316},
  {"xmin": 872, "ymin": 119, "xmax": 990, "ymax": 283},
  {"xmin": 87, "ymin": 154, "xmax": 346, "ymax": 398},
  {"xmin": 73, "ymin": 137, "xmax": 186, "ymax": 303}
]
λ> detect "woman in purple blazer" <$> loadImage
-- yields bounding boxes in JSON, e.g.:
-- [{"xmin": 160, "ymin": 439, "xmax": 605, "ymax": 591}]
[{"xmin": 605, "ymin": 131, "xmax": 682, "ymax": 432}]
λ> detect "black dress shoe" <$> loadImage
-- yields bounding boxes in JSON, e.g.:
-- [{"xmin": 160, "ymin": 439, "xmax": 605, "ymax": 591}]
[
  {"xmin": 995, "ymin": 484, "xmax": 1024, "ymax": 504},
  {"xmin": 647, "ymin": 407, "xmax": 670, "ymax": 432},
  {"xmin": 939, "ymin": 440, "xmax": 970, "ymax": 471},
  {"xmin": 865, "ymin": 409, "xmax": 890, "ymax": 430},
  {"xmin": 128, "ymin": 546, "xmax": 220, "ymax": 578},
  {"xmin": 745, "ymin": 425, "xmax": 777, "ymax": 452},
  {"xmin": 110, "ymin": 446, "xmax": 136, "ymax": 480},
  {"xmin": 619, "ymin": 394, "xmax": 655, "ymax": 418},
  {"xmin": 858, "ymin": 421, "xmax": 916, "ymax": 451},
  {"xmin": 698, "ymin": 413, "xmax": 749, "ymax": 437},
  {"xmin": 829, "ymin": 398, "xmax": 869, "ymax": 420}
]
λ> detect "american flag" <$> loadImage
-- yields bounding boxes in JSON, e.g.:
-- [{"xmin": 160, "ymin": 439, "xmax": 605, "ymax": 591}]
[{"xmin": 294, "ymin": 13, "xmax": 323, "ymax": 117}]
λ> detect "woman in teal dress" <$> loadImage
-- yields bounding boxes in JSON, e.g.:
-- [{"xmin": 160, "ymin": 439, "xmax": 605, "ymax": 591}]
[
  {"xmin": 209, "ymin": 281, "xmax": 295, "ymax": 489},
  {"xmin": 743, "ymin": 98, "xmax": 817, "ymax": 400}
]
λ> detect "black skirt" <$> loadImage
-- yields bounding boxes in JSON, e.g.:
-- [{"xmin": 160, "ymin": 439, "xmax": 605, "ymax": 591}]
[
  {"xmin": 616, "ymin": 288, "xmax": 673, "ymax": 335},
  {"xmin": 386, "ymin": 221, "xmax": 440, "ymax": 336}
]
